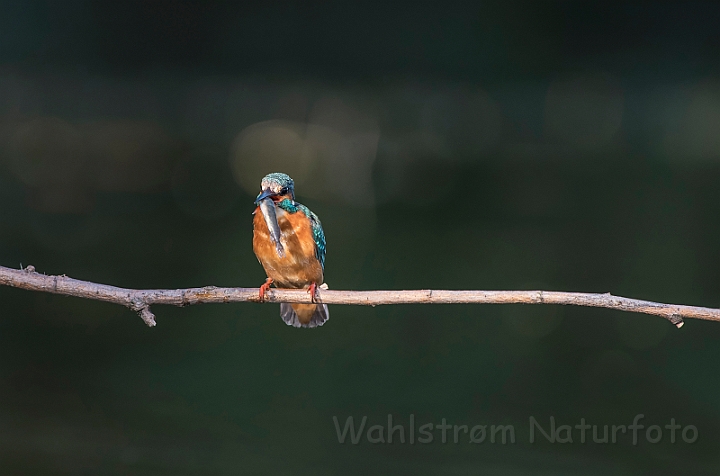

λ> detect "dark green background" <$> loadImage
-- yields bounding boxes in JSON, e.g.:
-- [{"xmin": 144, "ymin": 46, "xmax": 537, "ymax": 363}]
[{"xmin": 1, "ymin": 2, "xmax": 720, "ymax": 474}]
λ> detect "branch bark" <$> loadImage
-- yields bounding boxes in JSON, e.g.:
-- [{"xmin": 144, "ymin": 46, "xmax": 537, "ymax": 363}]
[{"xmin": 1, "ymin": 265, "xmax": 716, "ymax": 328}]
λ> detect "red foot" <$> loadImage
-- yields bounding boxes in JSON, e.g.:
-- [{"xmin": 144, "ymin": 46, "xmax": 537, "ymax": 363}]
[
  {"xmin": 307, "ymin": 282, "xmax": 319, "ymax": 303},
  {"xmin": 259, "ymin": 278, "xmax": 273, "ymax": 302}
]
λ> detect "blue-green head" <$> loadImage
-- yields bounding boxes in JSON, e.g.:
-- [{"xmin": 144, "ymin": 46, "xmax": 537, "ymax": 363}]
[{"xmin": 255, "ymin": 172, "xmax": 295, "ymax": 204}]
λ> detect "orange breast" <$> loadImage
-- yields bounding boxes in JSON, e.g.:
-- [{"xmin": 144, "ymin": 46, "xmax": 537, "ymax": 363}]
[{"xmin": 253, "ymin": 206, "xmax": 324, "ymax": 289}]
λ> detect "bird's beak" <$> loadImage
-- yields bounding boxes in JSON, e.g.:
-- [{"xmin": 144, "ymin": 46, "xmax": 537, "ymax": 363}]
[{"xmin": 255, "ymin": 188, "xmax": 277, "ymax": 205}]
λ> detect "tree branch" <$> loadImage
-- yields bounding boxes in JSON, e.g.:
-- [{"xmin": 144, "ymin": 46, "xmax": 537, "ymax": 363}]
[{"xmin": 1, "ymin": 265, "xmax": 717, "ymax": 328}]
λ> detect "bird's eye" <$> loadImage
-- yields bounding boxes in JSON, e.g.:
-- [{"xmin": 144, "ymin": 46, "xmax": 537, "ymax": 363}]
[{"xmin": 280, "ymin": 187, "xmax": 288, "ymax": 194}]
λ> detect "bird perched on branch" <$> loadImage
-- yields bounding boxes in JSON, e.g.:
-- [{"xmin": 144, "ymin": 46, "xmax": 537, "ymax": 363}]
[{"xmin": 252, "ymin": 172, "xmax": 328, "ymax": 328}]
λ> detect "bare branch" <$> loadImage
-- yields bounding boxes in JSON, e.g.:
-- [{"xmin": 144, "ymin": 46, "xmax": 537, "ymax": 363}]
[{"xmin": 1, "ymin": 265, "xmax": 717, "ymax": 328}]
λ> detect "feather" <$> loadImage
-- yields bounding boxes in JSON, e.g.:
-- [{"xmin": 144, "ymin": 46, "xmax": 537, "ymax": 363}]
[
  {"xmin": 280, "ymin": 302, "xmax": 329, "ymax": 328},
  {"xmin": 278, "ymin": 199, "xmax": 325, "ymax": 268}
]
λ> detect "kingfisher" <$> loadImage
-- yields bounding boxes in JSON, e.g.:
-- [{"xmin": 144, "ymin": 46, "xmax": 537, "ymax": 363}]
[{"xmin": 252, "ymin": 172, "xmax": 329, "ymax": 328}]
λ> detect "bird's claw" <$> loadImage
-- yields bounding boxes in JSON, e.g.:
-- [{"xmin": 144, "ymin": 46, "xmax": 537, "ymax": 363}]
[
  {"xmin": 307, "ymin": 282, "xmax": 319, "ymax": 303},
  {"xmin": 259, "ymin": 278, "xmax": 273, "ymax": 302}
]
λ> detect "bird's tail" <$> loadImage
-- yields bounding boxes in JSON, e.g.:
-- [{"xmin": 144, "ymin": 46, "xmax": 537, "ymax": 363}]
[{"xmin": 280, "ymin": 303, "xmax": 329, "ymax": 328}]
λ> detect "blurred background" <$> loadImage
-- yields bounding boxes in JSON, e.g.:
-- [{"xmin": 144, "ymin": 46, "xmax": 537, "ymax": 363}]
[{"xmin": 1, "ymin": 1, "xmax": 720, "ymax": 474}]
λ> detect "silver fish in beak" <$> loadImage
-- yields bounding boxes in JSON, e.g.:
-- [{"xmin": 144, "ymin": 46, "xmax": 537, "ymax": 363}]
[{"xmin": 258, "ymin": 197, "xmax": 285, "ymax": 258}]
